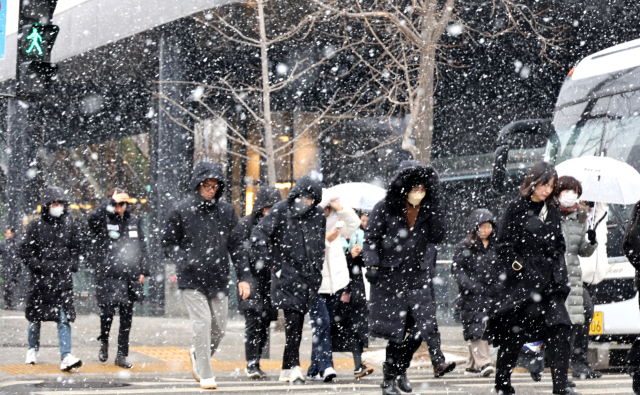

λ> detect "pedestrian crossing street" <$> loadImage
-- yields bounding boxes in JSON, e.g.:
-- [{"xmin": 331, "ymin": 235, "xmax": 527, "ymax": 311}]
[{"xmin": 0, "ymin": 373, "xmax": 634, "ymax": 395}]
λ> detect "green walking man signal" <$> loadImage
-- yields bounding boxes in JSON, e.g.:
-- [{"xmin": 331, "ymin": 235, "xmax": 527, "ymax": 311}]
[
  {"xmin": 19, "ymin": 22, "xmax": 59, "ymax": 60},
  {"xmin": 26, "ymin": 24, "xmax": 44, "ymax": 56}
]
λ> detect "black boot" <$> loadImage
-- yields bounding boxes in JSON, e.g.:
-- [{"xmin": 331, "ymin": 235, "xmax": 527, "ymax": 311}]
[
  {"xmin": 552, "ymin": 388, "xmax": 582, "ymax": 395},
  {"xmin": 571, "ymin": 361, "xmax": 602, "ymax": 379},
  {"xmin": 495, "ymin": 364, "xmax": 515, "ymax": 395},
  {"xmin": 115, "ymin": 355, "xmax": 132, "ymax": 369},
  {"xmin": 99, "ymin": 342, "xmax": 108, "ymax": 363},
  {"xmin": 381, "ymin": 363, "xmax": 401, "ymax": 395},
  {"xmin": 396, "ymin": 372, "xmax": 412, "ymax": 393}
]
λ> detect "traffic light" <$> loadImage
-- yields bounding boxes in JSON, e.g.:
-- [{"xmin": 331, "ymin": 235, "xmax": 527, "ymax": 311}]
[
  {"xmin": 16, "ymin": 0, "xmax": 59, "ymax": 98},
  {"xmin": 19, "ymin": 23, "xmax": 59, "ymax": 60}
]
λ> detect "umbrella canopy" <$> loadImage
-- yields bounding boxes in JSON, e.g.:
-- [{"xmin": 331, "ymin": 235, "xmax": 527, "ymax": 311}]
[
  {"xmin": 556, "ymin": 156, "xmax": 640, "ymax": 205},
  {"xmin": 323, "ymin": 182, "xmax": 386, "ymax": 211}
]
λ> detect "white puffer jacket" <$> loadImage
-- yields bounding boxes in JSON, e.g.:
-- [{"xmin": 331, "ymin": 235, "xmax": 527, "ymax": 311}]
[
  {"xmin": 580, "ymin": 203, "xmax": 609, "ymax": 285},
  {"xmin": 318, "ymin": 208, "xmax": 360, "ymax": 295}
]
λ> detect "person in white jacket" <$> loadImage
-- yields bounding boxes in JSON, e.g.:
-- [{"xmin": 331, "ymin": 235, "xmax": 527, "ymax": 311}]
[{"xmin": 307, "ymin": 197, "xmax": 360, "ymax": 382}]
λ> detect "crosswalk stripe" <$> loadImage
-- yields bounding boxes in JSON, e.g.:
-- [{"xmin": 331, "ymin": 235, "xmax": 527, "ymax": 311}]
[
  {"xmin": 26, "ymin": 377, "xmax": 636, "ymax": 395},
  {"xmin": 577, "ymin": 389, "xmax": 634, "ymax": 394},
  {"xmin": 31, "ymin": 383, "xmax": 381, "ymax": 395},
  {"xmin": 12, "ymin": 374, "xmax": 635, "ymax": 395},
  {"xmin": 0, "ymin": 380, "xmax": 43, "ymax": 387}
]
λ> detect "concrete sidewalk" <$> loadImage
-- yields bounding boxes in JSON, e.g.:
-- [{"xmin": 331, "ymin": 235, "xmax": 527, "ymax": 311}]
[{"xmin": 0, "ymin": 308, "xmax": 469, "ymax": 380}]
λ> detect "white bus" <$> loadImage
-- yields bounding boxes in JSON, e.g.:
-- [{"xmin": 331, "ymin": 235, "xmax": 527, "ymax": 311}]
[{"xmin": 492, "ymin": 38, "xmax": 640, "ymax": 364}]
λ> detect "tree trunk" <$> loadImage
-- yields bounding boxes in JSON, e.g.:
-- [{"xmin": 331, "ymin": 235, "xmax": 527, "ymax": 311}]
[
  {"xmin": 257, "ymin": 0, "xmax": 277, "ymax": 186},
  {"xmin": 413, "ymin": 36, "xmax": 437, "ymax": 164}
]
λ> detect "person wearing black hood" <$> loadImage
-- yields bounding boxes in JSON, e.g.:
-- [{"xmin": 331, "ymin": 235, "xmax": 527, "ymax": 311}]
[
  {"xmin": 87, "ymin": 188, "xmax": 150, "ymax": 369},
  {"xmin": 364, "ymin": 160, "xmax": 455, "ymax": 395},
  {"xmin": 162, "ymin": 161, "xmax": 250, "ymax": 390},
  {"xmin": 19, "ymin": 187, "xmax": 83, "ymax": 372},
  {"xmin": 229, "ymin": 185, "xmax": 281, "ymax": 379},
  {"xmin": 251, "ymin": 175, "xmax": 325, "ymax": 384},
  {"xmin": 1, "ymin": 227, "xmax": 21, "ymax": 310},
  {"xmin": 489, "ymin": 162, "xmax": 578, "ymax": 395},
  {"xmin": 452, "ymin": 209, "xmax": 499, "ymax": 377}
]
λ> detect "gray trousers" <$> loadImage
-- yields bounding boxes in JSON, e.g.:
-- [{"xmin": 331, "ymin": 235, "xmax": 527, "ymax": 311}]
[{"xmin": 182, "ymin": 289, "xmax": 229, "ymax": 379}]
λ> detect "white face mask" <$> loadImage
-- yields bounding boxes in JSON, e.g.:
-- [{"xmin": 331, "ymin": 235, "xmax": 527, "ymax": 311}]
[
  {"xmin": 49, "ymin": 206, "xmax": 64, "ymax": 218},
  {"xmin": 407, "ymin": 192, "xmax": 426, "ymax": 206},
  {"xmin": 559, "ymin": 191, "xmax": 579, "ymax": 208}
]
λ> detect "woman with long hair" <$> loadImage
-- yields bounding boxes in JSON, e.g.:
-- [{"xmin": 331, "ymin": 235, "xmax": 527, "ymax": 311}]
[{"xmin": 490, "ymin": 162, "xmax": 579, "ymax": 395}]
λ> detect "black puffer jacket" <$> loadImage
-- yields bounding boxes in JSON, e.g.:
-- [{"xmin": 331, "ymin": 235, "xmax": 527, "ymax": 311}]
[
  {"xmin": 488, "ymin": 196, "xmax": 570, "ymax": 346},
  {"xmin": 229, "ymin": 186, "xmax": 281, "ymax": 315},
  {"xmin": 251, "ymin": 176, "xmax": 325, "ymax": 313},
  {"xmin": 87, "ymin": 199, "xmax": 151, "ymax": 305},
  {"xmin": 162, "ymin": 162, "xmax": 244, "ymax": 298},
  {"xmin": 0, "ymin": 238, "xmax": 21, "ymax": 282},
  {"xmin": 332, "ymin": 245, "xmax": 369, "ymax": 351},
  {"xmin": 364, "ymin": 160, "xmax": 446, "ymax": 343},
  {"xmin": 452, "ymin": 209, "xmax": 501, "ymax": 341},
  {"xmin": 19, "ymin": 188, "xmax": 80, "ymax": 323}
]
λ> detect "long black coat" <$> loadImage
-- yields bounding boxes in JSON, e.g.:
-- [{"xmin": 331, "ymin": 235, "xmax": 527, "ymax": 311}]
[
  {"xmin": 162, "ymin": 162, "xmax": 245, "ymax": 298},
  {"xmin": 87, "ymin": 200, "xmax": 151, "ymax": 305},
  {"xmin": 251, "ymin": 175, "xmax": 325, "ymax": 314},
  {"xmin": 19, "ymin": 188, "xmax": 80, "ymax": 323},
  {"xmin": 623, "ymin": 200, "xmax": 640, "ymax": 288},
  {"xmin": 229, "ymin": 186, "xmax": 281, "ymax": 316},
  {"xmin": 0, "ymin": 238, "xmax": 21, "ymax": 282},
  {"xmin": 452, "ymin": 209, "xmax": 500, "ymax": 341},
  {"xmin": 364, "ymin": 160, "xmax": 446, "ymax": 344},
  {"xmin": 332, "ymin": 249, "xmax": 369, "ymax": 351},
  {"xmin": 488, "ymin": 196, "xmax": 571, "ymax": 346}
]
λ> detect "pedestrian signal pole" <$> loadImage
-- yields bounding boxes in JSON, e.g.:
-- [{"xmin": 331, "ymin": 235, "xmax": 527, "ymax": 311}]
[{"xmin": 6, "ymin": 0, "xmax": 59, "ymax": 231}]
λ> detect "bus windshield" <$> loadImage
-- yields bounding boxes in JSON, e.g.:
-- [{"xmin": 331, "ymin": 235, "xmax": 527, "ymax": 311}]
[
  {"xmin": 545, "ymin": 89, "xmax": 640, "ymax": 233},
  {"xmin": 546, "ymin": 89, "xmax": 640, "ymax": 172}
]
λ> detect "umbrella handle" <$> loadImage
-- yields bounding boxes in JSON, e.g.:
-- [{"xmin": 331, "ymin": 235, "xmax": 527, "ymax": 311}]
[{"xmin": 592, "ymin": 211, "xmax": 608, "ymax": 231}]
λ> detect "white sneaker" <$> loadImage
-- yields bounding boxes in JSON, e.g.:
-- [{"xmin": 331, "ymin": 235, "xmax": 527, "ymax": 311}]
[
  {"xmin": 200, "ymin": 377, "xmax": 217, "ymax": 390},
  {"xmin": 189, "ymin": 347, "xmax": 200, "ymax": 382},
  {"xmin": 290, "ymin": 366, "xmax": 305, "ymax": 383},
  {"xmin": 25, "ymin": 348, "xmax": 38, "ymax": 364},
  {"xmin": 480, "ymin": 364, "xmax": 495, "ymax": 377},
  {"xmin": 279, "ymin": 369, "xmax": 291, "ymax": 382},
  {"xmin": 60, "ymin": 354, "xmax": 82, "ymax": 372},
  {"xmin": 306, "ymin": 372, "xmax": 323, "ymax": 381},
  {"xmin": 323, "ymin": 367, "xmax": 337, "ymax": 382}
]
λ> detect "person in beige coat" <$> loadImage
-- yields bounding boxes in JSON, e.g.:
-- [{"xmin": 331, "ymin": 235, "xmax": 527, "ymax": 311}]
[{"xmin": 307, "ymin": 195, "xmax": 360, "ymax": 382}]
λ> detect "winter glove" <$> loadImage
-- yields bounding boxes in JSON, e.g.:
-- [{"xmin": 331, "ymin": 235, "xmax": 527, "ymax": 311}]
[
  {"xmin": 365, "ymin": 267, "xmax": 379, "ymax": 284},
  {"xmin": 587, "ymin": 228, "xmax": 597, "ymax": 245}
]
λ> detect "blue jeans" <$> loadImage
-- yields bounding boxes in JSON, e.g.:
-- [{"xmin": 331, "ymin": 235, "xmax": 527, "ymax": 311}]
[
  {"xmin": 28, "ymin": 309, "xmax": 72, "ymax": 359},
  {"xmin": 308, "ymin": 292, "xmax": 339, "ymax": 375}
]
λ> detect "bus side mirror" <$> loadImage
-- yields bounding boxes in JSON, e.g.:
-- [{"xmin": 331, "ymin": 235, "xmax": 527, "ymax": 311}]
[
  {"xmin": 490, "ymin": 118, "xmax": 554, "ymax": 196},
  {"xmin": 492, "ymin": 145, "xmax": 509, "ymax": 194}
]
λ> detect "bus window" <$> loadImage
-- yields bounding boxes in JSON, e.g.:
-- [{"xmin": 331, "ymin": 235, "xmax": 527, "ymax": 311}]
[
  {"xmin": 602, "ymin": 91, "xmax": 640, "ymax": 171},
  {"xmin": 556, "ymin": 118, "xmax": 604, "ymax": 162}
]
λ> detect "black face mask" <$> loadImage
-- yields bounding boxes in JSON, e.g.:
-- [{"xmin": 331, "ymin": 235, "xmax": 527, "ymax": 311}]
[{"xmin": 291, "ymin": 198, "xmax": 313, "ymax": 216}]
